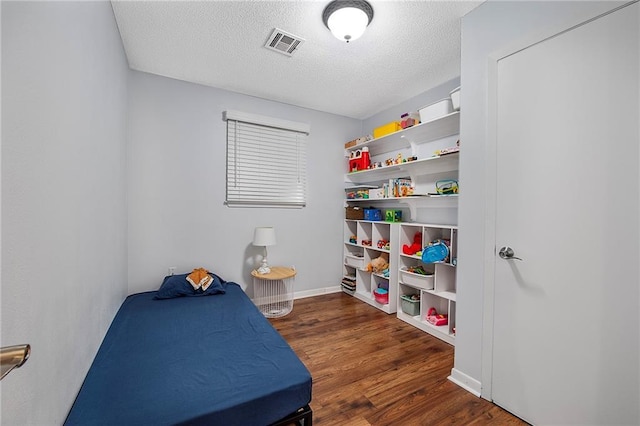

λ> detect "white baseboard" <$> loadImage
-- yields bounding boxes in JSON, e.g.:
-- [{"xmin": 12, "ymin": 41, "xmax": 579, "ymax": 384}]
[
  {"xmin": 294, "ymin": 286, "xmax": 342, "ymax": 300},
  {"xmin": 448, "ymin": 368, "xmax": 482, "ymax": 397}
]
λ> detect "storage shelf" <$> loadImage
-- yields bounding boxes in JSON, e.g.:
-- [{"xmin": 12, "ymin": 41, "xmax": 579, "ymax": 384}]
[
  {"xmin": 346, "ymin": 196, "xmax": 407, "ymax": 202},
  {"xmin": 342, "ymin": 110, "xmax": 459, "ymax": 327},
  {"xmin": 354, "ymin": 291, "xmax": 395, "ymax": 313},
  {"xmin": 347, "ymin": 194, "xmax": 458, "ymax": 202},
  {"xmin": 366, "ymin": 247, "xmax": 390, "ymax": 254},
  {"xmin": 345, "ymin": 184, "xmax": 378, "ymax": 190},
  {"xmin": 346, "ymin": 241, "xmax": 391, "ymax": 254},
  {"xmin": 345, "ymin": 153, "xmax": 459, "ymax": 184},
  {"xmin": 400, "ymin": 254, "xmax": 456, "ymax": 268},
  {"xmin": 400, "ymin": 253, "xmax": 422, "ymax": 260},
  {"xmin": 346, "ymin": 112, "xmax": 460, "ymax": 157},
  {"xmin": 425, "ymin": 290, "xmax": 457, "ymax": 302},
  {"xmin": 397, "ymin": 311, "xmax": 455, "ymax": 345}
]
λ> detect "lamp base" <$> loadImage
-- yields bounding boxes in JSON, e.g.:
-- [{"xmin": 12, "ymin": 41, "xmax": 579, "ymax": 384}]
[
  {"xmin": 257, "ymin": 259, "xmax": 271, "ymax": 275},
  {"xmin": 257, "ymin": 265, "xmax": 271, "ymax": 274}
]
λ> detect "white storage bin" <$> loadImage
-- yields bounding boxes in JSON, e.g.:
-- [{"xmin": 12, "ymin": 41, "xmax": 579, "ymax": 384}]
[
  {"xmin": 345, "ymin": 254, "xmax": 364, "ymax": 269},
  {"xmin": 368, "ymin": 188, "xmax": 385, "ymax": 200},
  {"xmin": 450, "ymin": 86, "xmax": 460, "ymax": 111},
  {"xmin": 419, "ymin": 98, "xmax": 453, "ymax": 123},
  {"xmin": 399, "ymin": 269, "xmax": 434, "ymax": 290}
]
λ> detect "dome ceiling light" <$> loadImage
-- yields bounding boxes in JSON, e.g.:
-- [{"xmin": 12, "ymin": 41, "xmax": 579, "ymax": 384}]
[{"xmin": 322, "ymin": 0, "xmax": 374, "ymax": 43}]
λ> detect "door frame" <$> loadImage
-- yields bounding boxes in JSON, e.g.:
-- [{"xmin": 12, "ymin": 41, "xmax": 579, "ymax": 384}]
[{"xmin": 479, "ymin": 1, "xmax": 637, "ymax": 401}]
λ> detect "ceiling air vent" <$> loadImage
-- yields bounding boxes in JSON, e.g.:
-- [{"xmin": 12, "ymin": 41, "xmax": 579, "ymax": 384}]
[{"xmin": 265, "ymin": 28, "xmax": 305, "ymax": 57}]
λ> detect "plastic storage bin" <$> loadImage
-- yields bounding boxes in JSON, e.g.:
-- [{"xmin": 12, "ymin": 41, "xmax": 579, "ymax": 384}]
[
  {"xmin": 373, "ymin": 288, "xmax": 389, "ymax": 304},
  {"xmin": 399, "ymin": 269, "xmax": 434, "ymax": 290},
  {"xmin": 450, "ymin": 86, "xmax": 460, "ymax": 111},
  {"xmin": 419, "ymin": 98, "xmax": 453, "ymax": 123},
  {"xmin": 345, "ymin": 254, "xmax": 364, "ymax": 268},
  {"xmin": 364, "ymin": 208, "xmax": 382, "ymax": 221},
  {"xmin": 373, "ymin": 121, "xmax": 401, "ymax": 139},
  {"xmin": 385, "ymin": 210, "xmax": 402, "ymax": 222},
  {"xmin": 400, "ymin": 294, "xmax": 420, "ymax": 316}
]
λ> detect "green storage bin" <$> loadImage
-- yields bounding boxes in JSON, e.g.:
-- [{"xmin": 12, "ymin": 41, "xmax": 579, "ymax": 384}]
[{"xmin": 400, "ymin": 294, "xmax": 420, "ymax": 316}]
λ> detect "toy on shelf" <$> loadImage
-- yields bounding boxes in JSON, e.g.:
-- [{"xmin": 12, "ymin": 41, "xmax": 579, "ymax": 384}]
[
  {"xmin": 426, "ymin": 307, "xmax": 448, "ymax": 326},
  {"xmin": 344, "ymin": 135, "xmax": 370, "ymax": 149},
  {"xmin": 361, "ymin": 239, "xmax": 372, "ymax": 247},
  {"xmin": 422, "ymin": 239, "xmax": 451, "ymax": 263},
  {"xmin": 400, "ymin": 112, "xmax": 420, "ymax": 129},
  {"xmin": 436, "ymin": 179, "xmax": 459, "ymax": 195},
  {"xmin": 406, "ymin": 265, "xmax": 428, "ymax": 275},
  {"xmin": 349, "ymin": 235, "xmax": 357, "ymax": 244},
  {"xmin": 402, "ymin": 232, "xmax": 422, "ymax": 256},
  {"xmin": 346, "ymin": 188, "xmax": 370, "ymax": 199},
  {"xmin": 348, "ymin": 147, "xmax": 371, "ymax": 173},
  {"xmin": 365, "ymin": 255, "xmax": 389, "ymax": 273},
  {"xmin": 377, "ymin": 239, "xmax": 390, "ymax": 250},
  {"xmin": 434, "ymin": 139, "xmax": 460, "ymax": 156},
  {"xmin": 385, "ymin": 210, "xmax": 402, "ymax": 222}
]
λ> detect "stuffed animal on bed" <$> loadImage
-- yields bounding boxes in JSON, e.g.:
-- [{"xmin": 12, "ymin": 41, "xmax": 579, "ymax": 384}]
[{"xmin": 366, "ymin": 255, "xmax": 389, "ymax": 273}]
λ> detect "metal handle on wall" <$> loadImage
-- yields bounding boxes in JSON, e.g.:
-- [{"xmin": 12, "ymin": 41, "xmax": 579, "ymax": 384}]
[{"xmin": 0, "ymin": 344, "xmax": 31, "ymax": 380}]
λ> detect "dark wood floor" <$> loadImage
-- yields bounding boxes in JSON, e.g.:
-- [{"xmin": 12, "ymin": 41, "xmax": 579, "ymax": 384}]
[{"xmin": 269, "ymin": 291, "xmax": 527, "ymax": 426}]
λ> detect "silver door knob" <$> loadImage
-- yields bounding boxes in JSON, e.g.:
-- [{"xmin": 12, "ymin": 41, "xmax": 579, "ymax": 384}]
[{"xmin": 499, "ymin": 246, "xmax": 522, "ymax": 261}]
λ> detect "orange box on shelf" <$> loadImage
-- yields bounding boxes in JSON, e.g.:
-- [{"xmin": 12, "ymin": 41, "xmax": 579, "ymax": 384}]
[{"xmin": 373, "ymin": 121, "xmax": 401, "ymax": 139}]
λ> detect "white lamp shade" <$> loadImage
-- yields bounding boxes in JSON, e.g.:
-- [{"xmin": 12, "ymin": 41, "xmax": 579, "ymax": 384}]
[
  {"xmin": 327, "ymin": 7, "xmax": 369, "ymax": 42},
  {"xmin": 253, "ymin": 227, "xmax": 276, "ymax": 247}
]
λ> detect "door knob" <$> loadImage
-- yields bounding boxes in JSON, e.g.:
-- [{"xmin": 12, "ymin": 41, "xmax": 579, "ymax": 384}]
[
  {"xmin": 0, "ymin": 344, "xmax": 30, "ymax": 380},
  {"xmin": 499, "ymin": 246, "xmax": 522, "ymax": 261}
]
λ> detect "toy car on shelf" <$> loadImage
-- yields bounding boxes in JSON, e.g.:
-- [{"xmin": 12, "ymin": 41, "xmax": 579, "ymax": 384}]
[{"xmin": 377, "ymin": 239, "xmax": 390, "ymax": 250}]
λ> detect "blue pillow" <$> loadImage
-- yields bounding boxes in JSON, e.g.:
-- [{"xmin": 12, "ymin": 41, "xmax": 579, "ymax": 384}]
[{"xmin": 154, "ymin": 272, "xmax": 226, "ymax": 299}]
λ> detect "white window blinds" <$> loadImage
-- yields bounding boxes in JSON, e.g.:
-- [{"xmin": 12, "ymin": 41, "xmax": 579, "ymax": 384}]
[{"xmin": 224, "ymin": 110, "xmax": 309, "ymax": 208}]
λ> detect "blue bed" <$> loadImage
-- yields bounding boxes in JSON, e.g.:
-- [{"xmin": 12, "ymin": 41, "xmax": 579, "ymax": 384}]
[{"xmin": 65, "ymin": 282, "xmax": 312, "ymax": 425}]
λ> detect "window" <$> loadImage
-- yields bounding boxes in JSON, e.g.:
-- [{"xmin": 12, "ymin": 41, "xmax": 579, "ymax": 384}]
[{"xmin": 224, "ymin": 110, "xmax": 309, "ymax": 208}]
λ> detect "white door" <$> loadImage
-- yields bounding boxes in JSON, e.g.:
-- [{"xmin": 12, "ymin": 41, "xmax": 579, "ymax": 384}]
[{"xmin": 492, "ymin": 3, "xmax": 639, "ymax": 425}]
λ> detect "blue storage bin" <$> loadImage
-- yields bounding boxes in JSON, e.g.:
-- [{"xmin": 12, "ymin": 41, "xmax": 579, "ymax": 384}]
[{"xmin": 364, "ymin": 208, "xmax": 382, "ymax": 221}]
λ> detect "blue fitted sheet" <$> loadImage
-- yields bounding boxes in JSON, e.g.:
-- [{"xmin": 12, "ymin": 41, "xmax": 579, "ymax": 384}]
[{"xmin": 65, "ymin": 283, "xmax": 311, "ymax": 426}]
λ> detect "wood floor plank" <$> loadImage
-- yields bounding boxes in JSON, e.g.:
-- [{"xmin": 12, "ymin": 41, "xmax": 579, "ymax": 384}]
[{"xmin": 270, "ymin": 292, "xmax": 527, "ymax": 425}]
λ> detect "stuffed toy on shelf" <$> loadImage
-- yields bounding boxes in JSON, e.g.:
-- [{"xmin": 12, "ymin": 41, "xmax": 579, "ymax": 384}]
[{"xmin": 402, "ymin": 232, "xmax": 422, "ymax": 256}]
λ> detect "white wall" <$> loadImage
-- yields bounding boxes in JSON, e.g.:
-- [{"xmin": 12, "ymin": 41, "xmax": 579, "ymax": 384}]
[
  {"xmin": 1, "ymin": 1, "xmax": 129, "ymax": 424},
  {"xmin": 455, "ymin": 0, "xmax": 628, "ymax": 396},
  {"xmin": 126, "ymin": 71, "xmax": 362, "ymax": 297}
]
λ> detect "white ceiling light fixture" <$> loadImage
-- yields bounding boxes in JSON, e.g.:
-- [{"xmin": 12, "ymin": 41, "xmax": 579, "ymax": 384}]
[{"xmin": 322, "ymin": 0, "xmax": 374, "ymax": 43}]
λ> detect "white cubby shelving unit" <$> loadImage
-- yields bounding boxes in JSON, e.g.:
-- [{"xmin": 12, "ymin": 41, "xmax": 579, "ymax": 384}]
[
  {"xmin": 342, "ymin": 111, "xmax": 460, "ymax": 345},
  {"xmin": 343, "ymin": 219, "xmax": 398, "ymax": 314},
  {"xmin": 396, "ymin": 223, "xmax": 458, "ymax": 345}
]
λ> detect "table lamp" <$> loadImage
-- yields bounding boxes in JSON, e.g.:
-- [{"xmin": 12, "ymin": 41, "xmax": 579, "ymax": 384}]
[{"xmin": 253, "ymin": 227, "xmax": 276, "ymax": 274}]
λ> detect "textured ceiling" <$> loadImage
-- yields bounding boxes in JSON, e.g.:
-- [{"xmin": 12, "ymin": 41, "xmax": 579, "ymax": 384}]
[{"xmin": 111, "ymin": 0, "xmax": 482, "ymax": 119}]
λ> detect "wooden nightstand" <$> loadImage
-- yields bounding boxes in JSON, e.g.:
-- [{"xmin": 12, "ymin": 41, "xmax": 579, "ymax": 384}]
[{"xmin": 251, "ymin": 266, "xmax": 296, "ymax": 318}]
